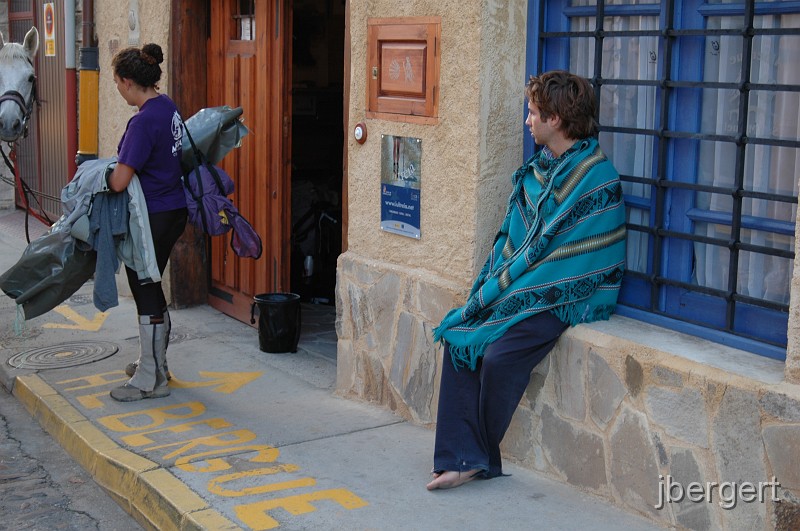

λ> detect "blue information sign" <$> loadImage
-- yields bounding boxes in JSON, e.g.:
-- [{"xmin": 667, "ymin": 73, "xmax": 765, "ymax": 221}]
[{"xmin": 380, "ymin": 135, "xmax": 421, "ymax": 239}]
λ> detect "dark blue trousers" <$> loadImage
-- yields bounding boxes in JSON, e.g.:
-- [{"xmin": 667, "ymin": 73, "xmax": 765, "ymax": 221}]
[{"xmin": 432, "ymin": 311, "xmax": 568, "ymax": 478}]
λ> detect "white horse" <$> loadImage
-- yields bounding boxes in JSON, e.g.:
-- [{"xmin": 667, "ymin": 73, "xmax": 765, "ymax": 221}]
[{"xmin": 0, "ymin": 27, "xmax": 39, "ymax": 142}]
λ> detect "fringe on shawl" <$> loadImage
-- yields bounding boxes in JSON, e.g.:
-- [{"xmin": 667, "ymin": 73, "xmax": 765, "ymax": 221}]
[
  {"xmin": 437, "ymin": 325, "xmax": 509, "ymax": 371},
  {"xmin": 436, "ymin": 303, "xmax": 617, "ymax": 371},
  {"xmin": 551, "ymin": 302, "xmax": 617, "ymax": 327},
  {"xmin": 432, "ymin": 313, "xmax": 500, "ymax": 371}
]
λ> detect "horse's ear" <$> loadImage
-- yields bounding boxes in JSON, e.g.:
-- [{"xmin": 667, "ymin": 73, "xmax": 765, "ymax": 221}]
[{"xmin": 23, "ymin": 27, "xmax": 39, "ymax": 58}]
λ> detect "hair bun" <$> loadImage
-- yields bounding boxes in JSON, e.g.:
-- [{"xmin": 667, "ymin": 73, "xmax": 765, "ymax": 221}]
[{"xmin": 141, "ymin": 43, "xmax": 164, "ymax": 65}]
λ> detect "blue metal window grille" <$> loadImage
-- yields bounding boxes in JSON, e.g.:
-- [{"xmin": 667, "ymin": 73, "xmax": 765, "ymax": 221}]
[{"xmin": 527, "ymin": 0, "xmax": 800, "ymax": 359}]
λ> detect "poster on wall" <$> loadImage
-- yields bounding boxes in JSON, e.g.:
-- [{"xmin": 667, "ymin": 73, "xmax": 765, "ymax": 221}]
[
  {"xmin": 43, "ymin": 3, "xmax": 56, "ymax": 57},
  {"xmin": 380, "ymin": 135, "xmax": 421, "ymax": 239}
]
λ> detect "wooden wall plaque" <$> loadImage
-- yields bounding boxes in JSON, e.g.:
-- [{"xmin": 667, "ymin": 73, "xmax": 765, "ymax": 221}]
[{"xmin": 367, "ymin": 17, "xmax": 441, "ymax": 124}]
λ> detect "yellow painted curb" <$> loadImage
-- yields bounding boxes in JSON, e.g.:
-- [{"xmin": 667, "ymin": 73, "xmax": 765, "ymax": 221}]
[{"xmin": 13, "ymin": 374, "xmax": 242, "ymax": 531}]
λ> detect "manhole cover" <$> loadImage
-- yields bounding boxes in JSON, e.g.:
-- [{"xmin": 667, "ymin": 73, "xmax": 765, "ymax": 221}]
[{"xmin": 7, "ymin": 341, "xmax": 119, "ymax": 370}]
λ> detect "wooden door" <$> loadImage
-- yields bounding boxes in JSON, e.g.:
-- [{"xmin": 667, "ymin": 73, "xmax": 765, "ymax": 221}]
[{"xmin": 207, "ymin": 0, "xmax": 292, "ymax": 324}]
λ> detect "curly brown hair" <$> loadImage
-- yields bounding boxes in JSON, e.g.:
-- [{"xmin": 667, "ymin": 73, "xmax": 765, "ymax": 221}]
[
  {"xmin": 112, "ymin": 43, "xmax": 164, "ymax": 88},
  {"xmin": 525, "ymin": 71, "xmax": 599, "ymax": 139}
]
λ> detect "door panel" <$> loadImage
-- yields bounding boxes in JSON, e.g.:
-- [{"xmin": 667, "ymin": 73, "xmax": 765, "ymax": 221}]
[{"xmin": 207, "ymin": 0, "xmax": 291, "ymax": 325}]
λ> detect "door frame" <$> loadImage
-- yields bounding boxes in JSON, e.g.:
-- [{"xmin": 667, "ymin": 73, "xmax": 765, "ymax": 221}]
[
  {"xmin": 169, "ymin": 0, "xmax": 350, "ymax": 312},
  {"xmin": 168, "ymin": 0, "xmax": 210, "ymax": 307},
  {"xmin": 168, "ymin": 0, "xmax": 294, "ymax": 319}
]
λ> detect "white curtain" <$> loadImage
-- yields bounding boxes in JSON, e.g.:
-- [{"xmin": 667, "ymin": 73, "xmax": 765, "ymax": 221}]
[
  {"xmin": 695, "ymin": 12, "xmax": 799, "ymax": 305},
  {"xmin": 568, "ymin": 1, "xmax": 797, "ymax": 306},
  {"xmin": 569, "ymin": 1, "xmax": 659, "ymax": 274}
]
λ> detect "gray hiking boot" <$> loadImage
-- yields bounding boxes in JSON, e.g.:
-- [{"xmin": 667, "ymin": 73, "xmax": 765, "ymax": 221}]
[
  {"xmin": 111, "ymin": 316, "xmax": 170, "ymax": 402},
  {"xmin": 125, "ymin": 360, "xmax": 171, "ymax": 380},
  {"xmin": 110, "ymin": 382, "xmax": 170, "ymax": 402}
]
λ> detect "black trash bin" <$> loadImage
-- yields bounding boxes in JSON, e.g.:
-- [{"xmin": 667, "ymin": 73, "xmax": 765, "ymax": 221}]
[{"xmin": 250, "ymin": 293, "xmax": 302, "ymax": 353}]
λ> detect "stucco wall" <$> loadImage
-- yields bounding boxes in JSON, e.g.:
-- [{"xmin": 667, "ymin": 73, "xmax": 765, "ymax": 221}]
[
  {"xmin": 346, "ymin": 0, "xmax": 526, "ymax": 287},
  {"xmin": 96, "ymin": 0, "xmax": 171, "ymax": 161},
  {"xmin": 95, "ymin": 0, "xmax": 171, "ymax": 298}
]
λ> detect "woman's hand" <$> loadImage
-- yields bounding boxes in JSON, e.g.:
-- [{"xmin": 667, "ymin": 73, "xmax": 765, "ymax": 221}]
[{"xmin": 107, "ymin": 161, "xmax": 136, "ymax": 192}]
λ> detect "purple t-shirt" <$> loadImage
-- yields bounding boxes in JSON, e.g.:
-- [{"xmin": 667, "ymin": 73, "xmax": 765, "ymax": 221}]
[{"xmin": 117, "ymin": 94, "xmax": 187, "ymax": 213}]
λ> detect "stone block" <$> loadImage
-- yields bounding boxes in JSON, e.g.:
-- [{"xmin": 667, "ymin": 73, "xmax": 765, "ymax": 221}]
[
  {"xmin": 609, "ymin": 408, "xmax": 661, "ymax": 518},
  {"xmin": 652, "ymin": 432, "xmax": 668, "ymax": 466},
  {"xmin": 364, "ymin": 355, "xmax": 387, "ymax": 404},
  {"xmin": 651, "ymin": 366, "xmax": 683, "ymax": 387},
  {"xmin": 588, "ymin": 351, "xmax": 626, "ymax": 428},
  {"xmin": 760, "ymin": 391, "xmax": 800, "ymax": 422},
  {"xmin": 501, "ymin": 405, "xmax": 535, "ymax": 465},
  {"xmin": 551, "ymin": 338, "xmax": 586, "ymax": 421},
  {"xmin": 347, "ymin": 283, "xmax": 371, "ymax": 340},
  {"xmin": 389, "ymin": 313, "xmax": 437, "ymax": 423},
  {"xmin": 368, "ymin": 274, "xmax": 403, "ymax": 360},
  {"xmin": 540, "ymin": 405, "xmax": 607, "ymax": 492},
  {"xmin": 625, "ymin": 355, "xmax": 644, "ymax": 397},
  {"xmin": 712, "ymin": 387, "xmax": 766, "ymax": 530},
  {"xmin": 668, "ymin": 448, "xmax": 714, "ymax": 531},
  {"xmin": 415, "ymin": 281, "xmax": 457, "ymax": 324},
  {"xmin": 763, "ymin": 425, "xmax": 800, "ymax": 490},
  {"xmin": 353, "ymin": 259, "xmax": 380, "ymax": 286},
  {"xmin": 335, "ymin": 273, "xmax": 346, "ymax": 338},
  {"xmin": 775, "ymin": 499, "xmax": 800, "ymax": 531},
  {"xmin": 523, "ymin": 365, "xmax": 548, "ymax": 408},
  {"xmin": 645, "ymin": 386, "xmax": 709, "ymax": 448}
]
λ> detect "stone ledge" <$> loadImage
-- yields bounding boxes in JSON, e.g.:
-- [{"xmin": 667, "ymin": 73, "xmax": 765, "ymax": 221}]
[{"xmin": 573, "ymin": 315, "xmax": 787, "ymax": 387}]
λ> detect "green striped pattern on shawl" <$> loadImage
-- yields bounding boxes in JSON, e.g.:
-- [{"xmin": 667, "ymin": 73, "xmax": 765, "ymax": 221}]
[{"xmin": 433, "ymin": 138, "xmax": 627, "ymax": 370}]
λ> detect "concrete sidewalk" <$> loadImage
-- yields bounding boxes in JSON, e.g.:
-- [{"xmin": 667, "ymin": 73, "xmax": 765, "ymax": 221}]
[{"xmin": 0, "ymin": 209, "xmax": 665, "ymax": 531}]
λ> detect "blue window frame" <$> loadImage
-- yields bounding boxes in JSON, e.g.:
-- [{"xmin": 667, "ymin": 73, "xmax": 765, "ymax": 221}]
[{"xmin": 527, "ymin": 0, "xmax": 800, "ymax": 359}]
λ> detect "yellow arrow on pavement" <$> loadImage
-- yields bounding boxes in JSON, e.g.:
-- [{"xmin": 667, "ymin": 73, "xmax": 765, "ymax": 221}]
[
  {"xmin": 170, "ymin": 371, "xmax": 264, "ymax": 394},
  {"xmin": 43, "ymin": 305, "xmax": 108, "ymax": 331}
]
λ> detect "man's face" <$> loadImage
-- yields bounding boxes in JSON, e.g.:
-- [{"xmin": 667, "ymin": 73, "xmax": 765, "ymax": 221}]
[{"xmin": 525, "ymin": 100, "xmax": 553, "ymax": 148}]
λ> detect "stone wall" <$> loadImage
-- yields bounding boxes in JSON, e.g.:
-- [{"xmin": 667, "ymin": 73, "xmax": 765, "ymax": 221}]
[
  {"xmin": 336, "ymin": 253, "xmax": 800, "ymax": 530},
  {"xmin": 503, "ymin": 325, "xmax": 800, "ymax": 530},
  {"xmin": 335, "ymin": 252, "xmax": 465, "ymax": 426},
  {"xmin": 95, "ymin": 0, "xmax": 171, "ymax": 300}
]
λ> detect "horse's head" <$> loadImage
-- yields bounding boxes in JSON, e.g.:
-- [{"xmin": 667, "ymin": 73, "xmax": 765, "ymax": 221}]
[{"xmin": 0, "ymin": 27, "xmax": 39, "ymax": 142}]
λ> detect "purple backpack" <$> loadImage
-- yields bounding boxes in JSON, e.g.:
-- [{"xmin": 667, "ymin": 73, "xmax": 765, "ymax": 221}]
[{"xmin": 183, "ymin": 163, "xmax": 262, "ymax": 259}]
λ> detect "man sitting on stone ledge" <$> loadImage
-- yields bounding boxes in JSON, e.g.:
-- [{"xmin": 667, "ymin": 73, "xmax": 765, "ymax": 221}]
[{"xmin": 427, "ymin": 70, "xmax": 627, "ymax": 490}]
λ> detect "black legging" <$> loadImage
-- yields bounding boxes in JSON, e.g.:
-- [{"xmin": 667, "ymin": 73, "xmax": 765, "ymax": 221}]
[{"xmin": 125, "ymin": 207, "xmax": 188, "ymax": 317}]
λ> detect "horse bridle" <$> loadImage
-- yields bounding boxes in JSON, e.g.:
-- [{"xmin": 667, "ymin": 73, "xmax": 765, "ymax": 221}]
[
  {"xmin": 0, "ymin": 61, "xmax": 37, "ymax": 139},
  {"xmin": 0, "ymin": 59, "xmax": 45, "ymax": 241}
]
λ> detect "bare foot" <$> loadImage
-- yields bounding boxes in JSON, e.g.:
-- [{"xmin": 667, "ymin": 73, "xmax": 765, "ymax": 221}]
[{"xmin": 426, "ymin": 469, "xmax": 481, "ymax": 490}]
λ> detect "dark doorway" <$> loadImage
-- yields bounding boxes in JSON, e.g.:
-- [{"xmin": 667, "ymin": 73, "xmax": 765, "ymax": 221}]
[{"xmin": 290, "ymin": 0, "xmax": 345, "ymax": 305}]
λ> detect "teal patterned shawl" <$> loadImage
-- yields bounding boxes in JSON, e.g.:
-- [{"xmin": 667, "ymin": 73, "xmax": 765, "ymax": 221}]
[{"xmin": 433, "ymin": 137, "xmax": 627, "ymax": 370}]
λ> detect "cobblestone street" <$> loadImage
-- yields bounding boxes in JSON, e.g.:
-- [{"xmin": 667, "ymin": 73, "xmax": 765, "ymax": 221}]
[{"xmin": 0, "ymin": 388, "xmax": 141, "ymax": 531}]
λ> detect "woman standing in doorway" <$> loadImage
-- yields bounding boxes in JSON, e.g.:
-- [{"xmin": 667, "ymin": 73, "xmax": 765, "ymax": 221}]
[{"xmin": 106, "ymin": 43, "xmax": 187, "ymax": 402}]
